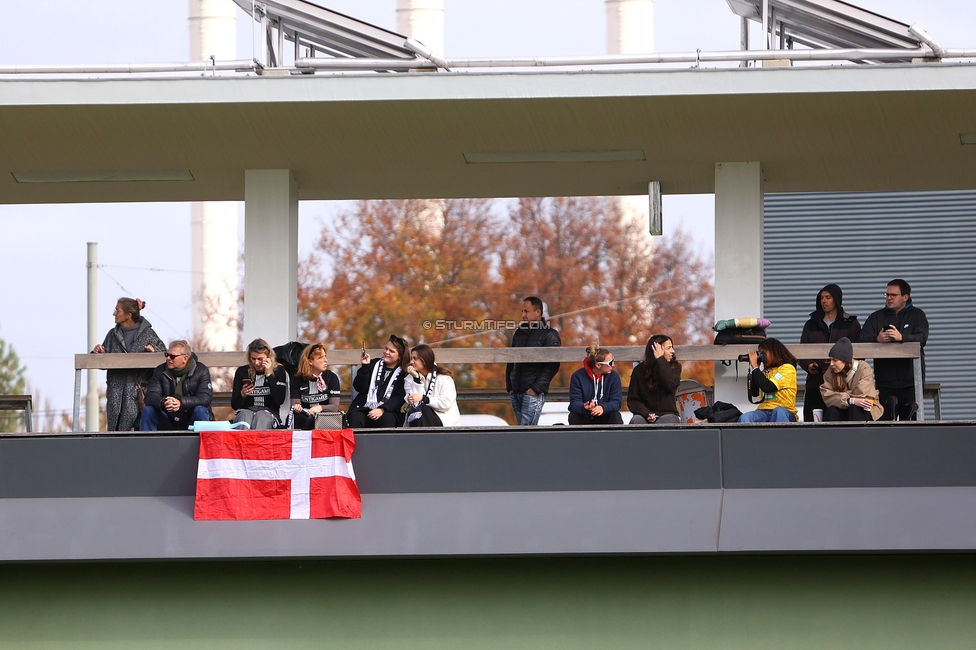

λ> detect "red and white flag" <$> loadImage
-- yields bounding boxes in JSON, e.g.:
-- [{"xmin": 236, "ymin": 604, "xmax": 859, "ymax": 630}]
[{"xmin": 194, "ymin": 428, "xmax": 361, "ymax": 520}]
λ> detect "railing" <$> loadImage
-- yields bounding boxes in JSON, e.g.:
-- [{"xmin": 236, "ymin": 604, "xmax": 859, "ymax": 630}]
[
  {"xmin": 72, "ymin": 342, "xmax": 923, "ymax": 430},
  {"xmin": 0, "ymin": 395, "xmax": 33, "ymax": 433}
]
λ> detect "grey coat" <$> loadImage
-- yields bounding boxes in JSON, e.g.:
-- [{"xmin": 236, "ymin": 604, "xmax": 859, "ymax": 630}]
[{"xmin": 100, "ymin": 319, "xmax": 165, "ymax": 431}]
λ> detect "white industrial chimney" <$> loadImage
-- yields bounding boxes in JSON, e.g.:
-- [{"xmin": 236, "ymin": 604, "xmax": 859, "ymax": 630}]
[
  {"xmin": 606, "ymin": 0, "xmax": 655, "ymax": 55},
  {"xmin": 606, "ymin": 0, "xmax": 655, "ymax": 238},
  {"xmin": 396, "ymin": 0, "xmax": 445, "ymax": 55},
  {"xmin": 189, "ymin": 0, "xmax": 239, "ymax": 351},
  {"xmin": 396, "ymin": 0, "xmax": 446, "ymax": 236}
]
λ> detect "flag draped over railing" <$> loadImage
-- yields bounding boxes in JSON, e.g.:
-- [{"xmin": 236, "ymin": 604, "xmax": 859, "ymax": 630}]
[{"xmin": 194, "ymin": 428, "xmax": 361, "ymax": 520}]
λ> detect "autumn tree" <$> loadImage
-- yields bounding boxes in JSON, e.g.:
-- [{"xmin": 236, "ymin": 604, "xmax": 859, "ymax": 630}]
[
  {"xmin": 496, "ymin": 197, "xmax": 714, "ymax": 387},
  {"xmin": 299, "ymin": 196, "xmax": 715, "ymax": 417},
  {"xmin": 299, "ymin": 198, "xmax": 507, "ymax": 351}
]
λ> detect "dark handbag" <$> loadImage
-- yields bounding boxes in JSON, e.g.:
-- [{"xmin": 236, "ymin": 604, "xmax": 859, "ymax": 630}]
[
  {"xmin": 694, "ymin": 401, "xmax": 743, "ymax": 423},
  {"xmin": 313, "ymin": 411, "xmax": 347, "ymax": 430},
  {"xmin": 406, "ymin": 403, "xmax": 444, "ymax": 427}
]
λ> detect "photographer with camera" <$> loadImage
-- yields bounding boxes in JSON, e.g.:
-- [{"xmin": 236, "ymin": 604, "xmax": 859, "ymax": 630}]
[{"xmin": 738, "ymin": 338, "xmax": 799, "ymax": 423}]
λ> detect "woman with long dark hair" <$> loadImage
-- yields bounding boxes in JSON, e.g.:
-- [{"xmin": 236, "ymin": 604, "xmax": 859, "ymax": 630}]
[
  {"xmin": 404, "ymin": 344, "xmax": 461, "ymax": 427},
  {"xmin": 348, "ymin": 335, "xmax": 409, "ymax": 428},
  {"xmin": 568, "ymin": 344, "xmax": 623, "ymax": 425},
  {"xmin": 92, "ymin": 297, "xmax": 165, "ymax": 431},
  {"xmin": 738, "ymin": 338, "xmax": 799, "ymax": 423},
  {"xmin": 627, "ymin": 334, "xmax": 682, "ymax": 425},
  {"xmin": 289, "ymin": 343, "xmax": 341, "ymax": 430}
]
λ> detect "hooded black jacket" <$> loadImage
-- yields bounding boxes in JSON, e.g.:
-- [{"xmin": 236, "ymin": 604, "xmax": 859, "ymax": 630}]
[{"xmin": 799, "ymin": 283, "xmax": 861, "ymax": 387}]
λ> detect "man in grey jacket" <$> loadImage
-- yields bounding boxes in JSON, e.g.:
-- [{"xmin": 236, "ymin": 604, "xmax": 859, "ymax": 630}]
[
  {"xmin": 506, "ymin": 296, "xmax": 561, "ymax": 426},
  {"xmin": 140, "ymin": 340, "xmax": 214, "ymax": 430}
]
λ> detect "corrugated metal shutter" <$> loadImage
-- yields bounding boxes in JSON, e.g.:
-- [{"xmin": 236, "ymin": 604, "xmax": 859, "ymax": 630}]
[{"xmin": 763, "ymin": 190, "xmax": 976, "ymax": 420}]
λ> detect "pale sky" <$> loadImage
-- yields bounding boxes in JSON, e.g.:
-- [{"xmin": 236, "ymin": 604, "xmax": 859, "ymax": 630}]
[{"xmin": 1, "ymin": 0, "xmax": 973, "ymax": 421}]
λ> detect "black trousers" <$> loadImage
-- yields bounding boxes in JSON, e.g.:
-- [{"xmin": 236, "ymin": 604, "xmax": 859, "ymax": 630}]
[
  {"xmin": 803, "ymin": 375, "xmax": 827, "ymax": 424},
  {"xmin": 879, "ymin": 386, "xmax": 917, "ymax": 421},
  {"xmin": 824, "ymin": 405, "xmax": 872, "ymax": 422},
  {"xmin": 569, "ymin": 410, "xmax": 624, "ymax": 425},
  {"xmin": 347, "ymin": 408, "xmax": 402, "ymax": 429}
]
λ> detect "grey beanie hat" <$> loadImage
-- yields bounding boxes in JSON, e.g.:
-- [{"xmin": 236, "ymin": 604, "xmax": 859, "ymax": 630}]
[{"xmin": 828, "ymin": 337, "xmax": 854, "ymax": 364}]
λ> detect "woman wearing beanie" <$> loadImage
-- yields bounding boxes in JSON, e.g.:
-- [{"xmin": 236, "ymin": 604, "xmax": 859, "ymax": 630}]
[
  {"xmin": 820, "ymin": 337, "xmax": 884, "ymax": 421},
  {"xmin": 799, "ymin": 284, "xmax": 861, "ymax": 422}
]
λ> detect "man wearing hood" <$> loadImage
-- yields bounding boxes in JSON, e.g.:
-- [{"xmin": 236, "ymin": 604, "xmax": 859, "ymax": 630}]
[
  {"xmin": 140, "ymin": 340, "xmax": 214, "ymax": 430},
  {"xmin": 799, "ymin": 284, "xmax": 861, "ymax": 422},
  {"xmin": 859, "ymin": 279, "xmax": 929, "ymax": 420}
]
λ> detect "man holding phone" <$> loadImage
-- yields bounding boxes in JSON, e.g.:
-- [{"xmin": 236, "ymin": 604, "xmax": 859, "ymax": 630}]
[{"xmin": 859, "ymin": 279, "xmax": 929, "ymax": 420}]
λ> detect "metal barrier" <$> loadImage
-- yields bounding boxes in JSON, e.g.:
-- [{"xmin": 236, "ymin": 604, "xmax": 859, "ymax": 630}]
[{"xmin": 0, "ymin": 395, "xmax": 33, "ymax": 432}]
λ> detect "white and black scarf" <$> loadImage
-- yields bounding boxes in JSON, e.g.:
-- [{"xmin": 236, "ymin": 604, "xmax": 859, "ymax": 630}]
[
  {"xmin": 365, "ymin": 362, "xmax": 402, "ymax": 409},
  {"xmin": 406, "ymin": 369, "xmax": 437, "ymax": 424}
]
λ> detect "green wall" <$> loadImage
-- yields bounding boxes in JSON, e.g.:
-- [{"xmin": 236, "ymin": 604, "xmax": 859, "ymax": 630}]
[{"xmin": 1, "ymin": 555, "xmax": 974, "ymax": 649}]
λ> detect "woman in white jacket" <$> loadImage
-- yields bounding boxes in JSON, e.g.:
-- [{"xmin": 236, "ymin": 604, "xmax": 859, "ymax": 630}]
[{"xmin": 404, "ymin": 344, "xmax": 462, "ymax": 427}]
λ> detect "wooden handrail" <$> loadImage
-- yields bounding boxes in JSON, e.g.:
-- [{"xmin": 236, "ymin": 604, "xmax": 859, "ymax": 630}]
[
  {"xmin": 73, "ymin": 342, "xmax": 920, "ymax": 370},
  {"xmin": 72, "ymin": 342, "xmax": 924, "ymax": 430}
]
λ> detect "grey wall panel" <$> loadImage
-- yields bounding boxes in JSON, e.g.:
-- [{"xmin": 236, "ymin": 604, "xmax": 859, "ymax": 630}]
[
  {"xmin": 354, "ymin": 428, "xmax": 723, "ymax": 493},
  {"xmin": 764, "ymin": 190, "xmax": 976, "ymax": 420},
  {"xmin": 0, "ymin": 491, "xmax": 723, "ymax": 561},
  {"xmin": 719, "ymin": 487, "xmax": 976, "ymax": 552},
  {"xmin": 6, "ymin": 486, "xmax": 976, "ymax": 561},
  {"xmin": 0, "ymin": 429, "xmax": 723, "ymax": 498},
  {"xmin": 0, "ymin": 435, "xmax": 200, "ymax": 498},
  {"xmin": 722, "ymin": 425, "xmax": 976, "ymax": 488}
]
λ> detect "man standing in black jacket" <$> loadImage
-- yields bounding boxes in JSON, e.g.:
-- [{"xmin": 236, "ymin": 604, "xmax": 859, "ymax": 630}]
[
  {"xmin": 506, "ymin": 296, "xmax": 561, "ymax": 426},
  {"xmin": 859, "ymin": 279, "xmax": 929, "ymax": 420},
  {"xmin": 140, "ymin": 340, "xmax": 214, "ymax": 430}
]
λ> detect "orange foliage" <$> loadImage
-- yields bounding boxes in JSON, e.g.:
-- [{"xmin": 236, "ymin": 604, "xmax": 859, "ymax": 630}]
[{"xmin": 298, "ymin": 197, "xmax": 714, "ymax": 412}]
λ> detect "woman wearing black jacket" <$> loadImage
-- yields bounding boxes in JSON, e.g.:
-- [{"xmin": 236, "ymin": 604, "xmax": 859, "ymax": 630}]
[
  {"xmin": 627, "ymin": 335, "xmax": 682, "ymax": 424},
  {"xmin": 347, "ymin": 335, "xmax": 409, "ymax": 429},
  {"xmin": 799, "ymin": 284, "xmax": 861, "ymax": 422},
  {"xmin": 289, "ymin": 343, "xmax": 341, "ymax": 430},
  {"xmin": 231, "ymin": 338, "xmax": 288, "ymax": 430}
]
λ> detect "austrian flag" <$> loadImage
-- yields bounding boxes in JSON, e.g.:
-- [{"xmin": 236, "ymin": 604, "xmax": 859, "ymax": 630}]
[{"xmin": 194, "ymin": 428, "xmax": 361, "ymax": 520}]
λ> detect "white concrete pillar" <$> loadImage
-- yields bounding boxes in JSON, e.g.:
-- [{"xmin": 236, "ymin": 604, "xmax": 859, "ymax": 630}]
[
  {"xmin": 244, "ymin": 170, "xmax": 298, "ymax": 347},
  {"xmin": 714, "ymin": 162, "xmax": 763, "ymax": 409},
  {"xmin": 396, "ymin": 0, "xmax": 445, "ymax": 55},
  {"xmin": 190, "ymin": 0, "xmax": 238, "ymax": 351}
]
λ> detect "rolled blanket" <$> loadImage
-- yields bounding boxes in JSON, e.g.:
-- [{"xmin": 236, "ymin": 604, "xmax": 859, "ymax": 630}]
[{"xmin": 713, "ymin": 317, "xmax": 771, "ymax": 331}]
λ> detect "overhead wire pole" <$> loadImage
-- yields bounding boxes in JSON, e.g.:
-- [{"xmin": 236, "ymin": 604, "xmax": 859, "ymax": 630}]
[{"xmin": 86, "ymin": 242, "xmax": 98, "ymax": 432}]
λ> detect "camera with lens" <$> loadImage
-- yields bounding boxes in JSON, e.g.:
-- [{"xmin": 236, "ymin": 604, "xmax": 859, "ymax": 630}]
[{"xmin": 737, "ymin": 350, "xmax": 766, "ymax": 364}]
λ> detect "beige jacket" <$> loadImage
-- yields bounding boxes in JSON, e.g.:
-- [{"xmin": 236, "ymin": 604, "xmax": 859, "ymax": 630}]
[{"xmin": 821, "ymin": 360, "xmax": 884, "ymax": 421}]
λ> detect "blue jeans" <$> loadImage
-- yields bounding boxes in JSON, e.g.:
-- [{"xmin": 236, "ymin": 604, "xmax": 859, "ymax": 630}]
[
  {"xmin": 511, "ymin": 391, "xmax": 546, "ymax": 426},
  {"xmin": 738, "ymin": 406, "xmax": 797, "ymax": 423},
  {"xmin": 140, "ymin": 405, "xmax": 211, "ymax": 431}
]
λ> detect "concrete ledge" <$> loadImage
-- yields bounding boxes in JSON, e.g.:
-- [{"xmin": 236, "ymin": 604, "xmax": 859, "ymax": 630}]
[
  {"xmin": 719, "ymin": 487, "xmax": 976, "ymax": 552},
  {"xmin": 0, "ymin": 490, "xmax": 722, "ymax": 561}
]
